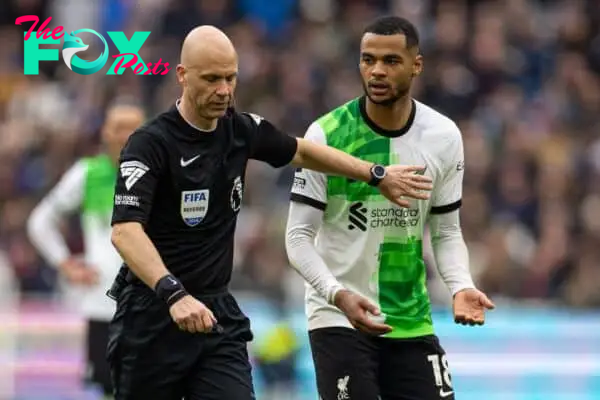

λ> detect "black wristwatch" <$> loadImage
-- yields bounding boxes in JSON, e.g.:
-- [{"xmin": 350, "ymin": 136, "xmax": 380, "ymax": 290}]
[{"xmin": 368, "ymin": 164, "xmax": 387, "ymax": 187}]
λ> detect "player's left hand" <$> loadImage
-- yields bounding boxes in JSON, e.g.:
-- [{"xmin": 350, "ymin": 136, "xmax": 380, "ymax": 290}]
[
  {"xmin": 334, "ymin": 289, "xmax": 393, "ymax": 335},
  {"xmin": 453, "ymin": 288, "xmax": 495, "ymax": 326}
]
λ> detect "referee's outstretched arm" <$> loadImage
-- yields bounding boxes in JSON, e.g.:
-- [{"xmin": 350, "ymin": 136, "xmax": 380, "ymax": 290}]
[{"xmin": 290, "ymin": 137, "xmax": 433, "ymax": 208}]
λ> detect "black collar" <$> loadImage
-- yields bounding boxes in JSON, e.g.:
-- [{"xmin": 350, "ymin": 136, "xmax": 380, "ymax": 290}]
[
  {"xmin": 166, "ymin": 101, "xmax": 219, "ymax": 142},
  {"xmin": 358, "ymin": 96, "xmax": 416, "ymax": 138}
]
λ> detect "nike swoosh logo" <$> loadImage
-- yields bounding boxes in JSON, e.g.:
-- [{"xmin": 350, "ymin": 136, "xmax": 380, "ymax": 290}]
[
  {"xmin": 439, "ymin": 389, "xmax": 454, "ymax": 398},
  {"xmin": 180, "ymin": 155, "xmax": 200, "ymax": 167}
]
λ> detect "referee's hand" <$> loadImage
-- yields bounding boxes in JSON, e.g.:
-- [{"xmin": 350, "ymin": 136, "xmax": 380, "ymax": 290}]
[
  {"xmin": 379, "ymin": 165, "xmax": 433, "ymax": 208},
  {"xmin": 334, "ymin": 289, "xmax": 392, "ymax": 336},
  {"xmin": 169, "ymin": 295, "xmax": 218, "ymax": 333}
]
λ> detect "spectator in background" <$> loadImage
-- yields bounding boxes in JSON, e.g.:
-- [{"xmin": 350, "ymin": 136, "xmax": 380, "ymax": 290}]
[{"xmin": 26, "ymin": 99, "xmax": 145, "ymax": 397}]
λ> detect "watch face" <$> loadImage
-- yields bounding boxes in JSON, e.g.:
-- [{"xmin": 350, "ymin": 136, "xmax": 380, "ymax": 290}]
[{"xmin": 373, "ymin": 165, "xmax": 386, "ymax": 178}]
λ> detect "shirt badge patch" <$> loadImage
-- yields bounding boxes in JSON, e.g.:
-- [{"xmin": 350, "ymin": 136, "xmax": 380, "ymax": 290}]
[{"xmin": 181, "ymin": 189, "xmax": 209, "ymax": 226}]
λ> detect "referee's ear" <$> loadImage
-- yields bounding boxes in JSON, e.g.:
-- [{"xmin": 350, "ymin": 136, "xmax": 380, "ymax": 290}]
[{"xmin": 176, "ymin": 64, "xmax": 187, "ymax": 87}]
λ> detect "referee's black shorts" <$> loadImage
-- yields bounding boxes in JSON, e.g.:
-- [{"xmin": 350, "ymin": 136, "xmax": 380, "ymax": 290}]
[
  {"xmin": 107, "ymin": 284, "xmax": 255, "ymax": 400},
  {"xmin": 309, "ymin": 327, "xmax": 456, "ymax": 400}
]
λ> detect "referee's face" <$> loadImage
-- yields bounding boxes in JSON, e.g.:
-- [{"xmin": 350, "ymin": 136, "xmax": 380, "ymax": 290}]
[
  {"xmin": 359, "ymin": 33, "xmax": 423, "ymax": 106},
  {"xmin": 178, "ymin": 47, "xmax": 238, "ymax": 120}
]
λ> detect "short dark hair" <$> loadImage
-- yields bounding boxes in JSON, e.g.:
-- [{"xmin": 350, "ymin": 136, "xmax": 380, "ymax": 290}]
[{"xmin": 363, "ymin": 16, "xmax": 420, "ymax": 49}]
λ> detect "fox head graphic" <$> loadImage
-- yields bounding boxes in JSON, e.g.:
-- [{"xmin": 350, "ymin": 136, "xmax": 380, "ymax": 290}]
[
  {"xmin": 61, "ymin": 29, "xmax": 109, "ymax": 75},
  {"xmin": 62, "ymin": 31, "xmax": 89, "ymax": 70}
]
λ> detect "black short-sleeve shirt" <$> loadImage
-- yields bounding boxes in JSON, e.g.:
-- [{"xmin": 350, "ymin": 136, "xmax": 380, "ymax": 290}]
[{"xmin": 111, "ymin": 104, "xmax": 298, "ymax": 293}]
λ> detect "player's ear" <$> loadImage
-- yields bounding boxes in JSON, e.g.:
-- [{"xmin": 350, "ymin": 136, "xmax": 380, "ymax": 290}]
[
  {"xmin": 412, "ymin": 54, "xmax": 423, "ymax": 77},
  {"xmin": 176, "ymin": 64, "xmax": 187, "ymax": 87}
]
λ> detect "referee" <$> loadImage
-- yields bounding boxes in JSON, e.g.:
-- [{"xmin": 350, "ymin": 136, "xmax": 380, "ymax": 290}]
[{"xmin": 107, "ymin": 25, "xmax": 433, "ymax": 400}]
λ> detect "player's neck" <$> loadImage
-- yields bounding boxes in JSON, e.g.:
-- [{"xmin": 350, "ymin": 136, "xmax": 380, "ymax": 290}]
[
  {"xmin": 178, "ymin": 97, "xmax": 218, "ymax": 131},
  {"xmin": 365, "ymin": 95, "xmax": 413, "ymax": 132}
]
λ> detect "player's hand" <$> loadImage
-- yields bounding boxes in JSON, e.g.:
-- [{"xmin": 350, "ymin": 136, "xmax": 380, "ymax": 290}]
[
  {"xmin": 334, "ymin": 289, "xmax": 392, "ymax": 335},
  {"xmin": 169, "ymin": 295, "xmax": 218, "ymax": 334},
  {"xmin": 378, "ymin": 165, "xmax": 433, "ymax": 208},
  {"xmin": 59, "ymin": 258, "xmax": 99, "ymax": 286},
  {"xmin": 453, "ymin": 288, "xmax": 495, "ymax": 326}
]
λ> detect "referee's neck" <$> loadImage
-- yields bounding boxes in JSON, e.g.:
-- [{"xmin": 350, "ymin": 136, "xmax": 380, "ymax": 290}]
[{"xmin": 178, "ymin": 97, "xmax": 218, "ymax": 131}]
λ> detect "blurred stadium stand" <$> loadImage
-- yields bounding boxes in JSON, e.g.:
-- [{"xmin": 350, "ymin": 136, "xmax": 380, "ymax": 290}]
[{"xmin": 0, "ymin": 0, "xmax": 599, "ymax": 399}]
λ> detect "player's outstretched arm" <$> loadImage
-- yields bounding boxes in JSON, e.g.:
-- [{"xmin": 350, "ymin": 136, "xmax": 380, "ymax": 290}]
[
  {"xmin": 428, "ymin": 127, "xmax": 494, "ymax": 325},
  {"xmin": 429, "ymin": 211, "xmax": 495, "ymax": 326},
  {"xmin": 292, "ymin": 138, "xmax": 433, "ymax": 208}
]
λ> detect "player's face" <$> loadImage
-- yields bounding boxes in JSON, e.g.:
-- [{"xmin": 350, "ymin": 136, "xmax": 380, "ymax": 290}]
[
  {"xmin": 102, "ymin": 106, "xmax": 145, "ymax": 158},
  {"xmin": 359, "ymin": 33, "xmax": 423, "ymax": 106},
  {"xmin": 177, "ymin": 49, "xmax": 238, "ymax": 120}
]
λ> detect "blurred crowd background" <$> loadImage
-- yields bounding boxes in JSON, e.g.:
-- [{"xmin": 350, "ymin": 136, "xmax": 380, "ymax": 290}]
[{"xmin": 0, "ymin": 0, "xmax": 599, "ymax": 399}]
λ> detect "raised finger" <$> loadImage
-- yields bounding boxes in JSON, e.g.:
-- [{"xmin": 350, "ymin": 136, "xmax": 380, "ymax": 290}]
[{"xmin": 481, "ymin": 295, "xmax": 496, "ymax": 310}]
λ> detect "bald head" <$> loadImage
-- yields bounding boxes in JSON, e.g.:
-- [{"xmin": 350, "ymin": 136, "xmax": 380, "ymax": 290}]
[
  {"xmin": 180, "ymin": 25, "xmax": 237, "ymax": 68},
  {"xmin": 176, "ymin": 26, "xmax": 239, "ymax": 127}
]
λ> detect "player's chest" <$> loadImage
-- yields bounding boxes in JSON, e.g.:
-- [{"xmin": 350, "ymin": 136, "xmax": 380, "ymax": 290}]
[{"xmin": 388, "ymin": 141, "xmax": 444, "ymax": 187}]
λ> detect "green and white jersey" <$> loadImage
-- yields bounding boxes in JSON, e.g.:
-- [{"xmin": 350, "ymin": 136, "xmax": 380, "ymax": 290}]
[
  {"xmin": 290, "ymin": 97, "xmax": 464, "ymax": 338},
  {"xmin": 28, "ymin": 154, "xmax": 121, "ymax": 321}
]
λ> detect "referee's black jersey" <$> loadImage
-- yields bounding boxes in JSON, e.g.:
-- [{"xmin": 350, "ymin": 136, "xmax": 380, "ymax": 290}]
[{"xmin": 111, "ymin": 103, "xmax": 298, "ymax": 293}]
